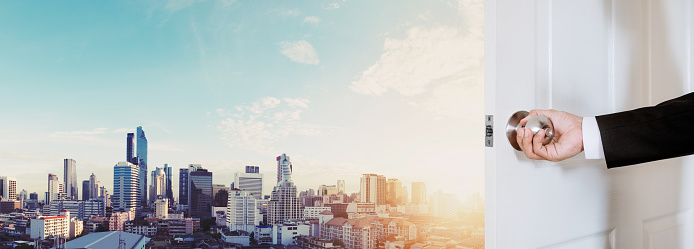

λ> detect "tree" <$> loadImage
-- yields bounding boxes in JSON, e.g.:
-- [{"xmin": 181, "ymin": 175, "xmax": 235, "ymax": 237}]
[
  {"xmin": 332, "ymin": 239, "xmax": 344, "ymax": 247},
  {"xmin": 201, "ymin": 218, "xmax": 216, "ymax": 232}
]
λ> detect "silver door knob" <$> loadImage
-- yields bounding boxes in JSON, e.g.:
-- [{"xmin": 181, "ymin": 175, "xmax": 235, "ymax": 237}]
[{"xmin": 506, "ymin": 111, "xmax": 554, "ymax": 151}]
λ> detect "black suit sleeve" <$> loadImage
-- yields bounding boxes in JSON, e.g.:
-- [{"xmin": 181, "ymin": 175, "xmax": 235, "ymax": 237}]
[{"xmin": 596, "ymin": 92, "xmax": 694, "ymax": 168}]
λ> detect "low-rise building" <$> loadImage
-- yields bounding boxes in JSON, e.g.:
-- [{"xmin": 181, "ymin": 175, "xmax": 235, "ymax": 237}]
[
  {"xmin": 321, "ymin": 216, "xmax": 417, "ymax": 249},
  {"xmin": 64, "ymin": 231, "xmax": 150, "ymax": 249},
  {"xmin": 303, "ymin": 207, "xmax": 332, "ymax": 219},
  {"xmin": 124, "ymin": 219, "xmax": 158, "ymax": 236},
  {"xmin": 296, "ymin": 235, "xmax": 340, "ymax": 249},
  {"xmin": 272, "ymin": 221, "xmax": 311, "ymax": 245},
  {"xmin": 30, "ymin": 215, "xmax": 69, "ymax": 239},
  {"xmin": 109, "ymin": 209, "xmax": 135, "ymax": 231},
  {"xmin": 254, "ymin": 225, "xmax": 273, "ymax": 245}
]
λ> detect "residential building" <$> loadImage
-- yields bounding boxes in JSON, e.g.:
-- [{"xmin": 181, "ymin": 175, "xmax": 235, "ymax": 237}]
[
  {"xmin": 360, "ymin": 174, "xmax": 386, "ymax": 205},
  {"xmin": 430, "ymin": 191, "xmax": 460, "ymax": 218},
  {"xmin": 254, "ymin": 226, "xmax": 273, "ymax": 245},
  {"xmin": 64, "ymin": 159, "xmax": 78, "ymax": 200},
  {"xmin": 47, "ymin": 200, "xmax": 106, "ymax": 221},
  {"xmin": 411, "ymin": 182, "xmax": 426, "ymax": 204},
  {"xmin": 268, "ymin": 154, "xmax": 301, "ymax": 225},
  {"xmin": 109, "ymin": 209, "xmax": 135, "ymax": 231},
  {"xmin": 47, "ymin": 174, "xmax": 64, "ymax": 204},
  {"xmin": 234, "ymin": 166, "xmax": 263, "ymax": 199},
  {"xmin": 0, "ymin": 200, "xmax": 20, "ymax": 213},
  {"xmin": 30, "ymin": 215, "xmax": 69, "ymax": 239},
  {"xmin": 113, "ymin": 161, "xmax": 140, "ymax": 212},
  {"xmin": 168, "ymin": 218, "xmax": 199, "ymax": 235},
  {"xmin": 226, "ymin": 188, "xmax": 257, "ymax": 232},
  {"xmin": 0, "ymin": 176, "xmax": 17, "ymax": 201},
  {"xmin": 296, "ymin": 236, "xmax": 340, "ymax": 249},
  {"xmin": 321, "ymin": 216, "xmax": 417, "ymax": 249},
  {"xmin": 303, "ymin": 207, "xmax": 331, "ymax": 219},
  {"xmin": 124, "ymin": 220, "xmax": 158, "ymax": 236},
  {"xmin": 272, "ymin": 221, "xmax": 310, "ymax": 245},
  {"xmin": 318, "ymin": 185, "xmax": 338, "ymax": 196},
  {"xmin": 137, "ymin": 126, "xmax": 148, "ymax": 206},
  {"xmin": 154, "ymin": 197, "xmax": 168, "ymax": 219}
]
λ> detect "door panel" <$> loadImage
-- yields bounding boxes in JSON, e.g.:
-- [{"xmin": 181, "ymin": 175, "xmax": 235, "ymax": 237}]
[{"xmin": 486, "ymin": 0, "xmax": 694, "ymax": 248}]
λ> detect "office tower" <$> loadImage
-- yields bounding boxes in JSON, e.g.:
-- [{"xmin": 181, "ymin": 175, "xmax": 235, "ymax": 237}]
[
  {"xmin": 136, "ymin": 126, "xmax": 148, "ymax": 206},
  {"xmin": 179, "ymin": 168, "xmax": 189, "ymax": 206},
  {"xmin": 19, "ymin": 189, "xmax": 27, "ymax": 200},
  {"xmin": 386, "ymin": 178, "xmax": 403, "ymax": 205},
  {"xmin": 47, "ymin": 174, "xmax": 64, "ymax": 204},
  {"xmin": 317, "ymin": 185, "xmax": 338, "ymax": 196},
  {"xmin": 233, "ymin": 166, "xmax": 263, "ymax": 199},
  {"xmin": 430, "ymin": 190, "xmax": 460, "ymax": 218},
  {"xmin": 100, "ymin": 186, "xmax": 110, "ymax": 207},
  {"xmin": 337, "ymin": 180, "xmax": 345, "ymax": 194},
  {"xmin": 401, "ymin": 186, "xmax": 409, "ymax": 205},
  {"xmin": 268, "ymin": 154, "xmax": 301, "ymax": 225},
  {"xmin": 150, "ymin": 167, "xmax": 165, "ymax": 202},
  {"xmin": 411, "ymin": 182, "xmax": 427, "ymax": 204},
  {"xmin": 188, "ymin": 166, "xmax": 212, "ymax": 219},
  {"xmin": 276, "ymin": 154, "xmax": 292, "ymax": 183},
  {"xmin": 82, "ymin": 181, "xmax": 90, "ymax": 201},
  {"xmin": 0, "ymin": 176, "xmax": 17, "ymax": 201},
  {"xmin": 126, "ymin": 133, "xmax": 136, "ymax": 164},
  {"xmin": 213, "ymin": 184, "xmax": 228, "ymax": 207},
  {"xmin": 113, "ymin": 161, "xmax": 140, "ymax": 212},
  {"xmin": 227, "ymin": 188, "xmax": 258, "ymax": 232},
  {"xmin": 360, "ymin": 174, "xmax": 386, "ymax": 205},
  {"xmin": 164, "ymin": 164, "xmax": 173, "ymax": 207},
  {"xmin": 64, "ymin": 159, "xmax": 78, "ymax": 200},
  {"xmin": 89, "ymin": 173, "xmax": 98, "ymax": 199},
  {"xmin": 30, "ymin": 192, "xmax": 38, "ymax": 200}
]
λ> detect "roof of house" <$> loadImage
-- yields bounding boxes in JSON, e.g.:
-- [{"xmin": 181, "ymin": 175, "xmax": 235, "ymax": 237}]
[{"xmin": 64, "ymin": 231, "xmax": 150, "ymax": 249}]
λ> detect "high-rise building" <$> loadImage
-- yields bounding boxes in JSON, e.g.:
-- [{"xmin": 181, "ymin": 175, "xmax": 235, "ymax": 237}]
[
  {"xmin": 233, "ymin": 166, "xmax": 263, "ymax": 199},
  {"xmin": 149, "ymin": 167, "xmax": 165, "ymax": 202},
  {"xmin": 276, "ymin": 154, "xmax": 292, "ymax": 183},
  {"xmin": 19, "ymin": 189, "xmax": 27, "ymax": 200},
  {"xmin": 64, "ymin": 159, "xmax": 78, "ymax": 200},
  {"xmin": 226, "ymin": 188, "xmax": 257, "ymax": 232},
  {"xmin": 401, "ymin": 186, "xmax": 409, "ymax": 205},
  {"xmin": 30, "ymin": 192, "xmax": 38, "ymax": 200},
  {"xmin": 430, "ymin": 190, "xmax": 460, "ymax": 218},
  {"xmin": 188, "ymin": 165, "xmax": 212, "ymax": 219},
  {"xmin": 47, "ymin": 174, "xmax": 64, "ymax": 204},
  {"xmin": 386, "ymin": 178, "xmax": 403, "ymax": 205},
  {"xmin": 0, "ymin": 176, "xmax": 17, "ymax": 201},
  {"xmin": 318, "ymin": 185, "xmax": 338, "ymax": 196},
  {"xmin": 268, "ymin": 154, "xmax": 301, "ymax": 225},
  {"xmin": 126, "ymin": 133, "xmax": 136, "ymax": 164},
  {"xmin": 164, "ymin": 164, "xmax": 173, "ymax": 207},
  {"xmin": 179, "ymin": 168, "xmax": 189, "ymax": 206},
  {"xmin": 337, "ymin": 180, "xmax": 345, "ymax": 194},
  {"xmin": 89, "ymin": 173, "xmax": 99, "ymax": 200},
  {"xmin": 136, "ymin": 126, "xmax": 148, "ymax": 206},
  {"xmin": 82, "ymin": 181, "xmax": 90, "ymax": 201},
  {"xmin": 213, "ymin": 184, "xmax": 228, "ymax": 207},
  {"xmin": 113, "ymin": 161, "xmax": 140, "ymax": 212},
  {"xmin": 411, "ymin": 182, "xmax": 427, "ymax": 204},
  {"xmin": 154, "ymin": 196, "xmax": 168, "ymax": 219},
  {"xmin": 360, "ymin": 174, "xmax": 386, "ymax": 205}
]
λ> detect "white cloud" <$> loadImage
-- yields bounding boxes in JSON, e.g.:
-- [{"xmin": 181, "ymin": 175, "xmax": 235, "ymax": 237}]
[
  {"xmin": 302, "ymin": 16, "xmax": 321, "ymax": 26},
  {"xmin": 278, "ymin": 8, "xmax": 301, "ymax": 17},
  {"xmin": 350, "ymin": 0, "xmax": 483, "ymax": 119},
  {"xmin": 216, "ymin": 97, "xmax": 322, "ymax": 154},
  {"xmin": 323, "ymin": 1, "xmax": 345, "ymax": 10},
  {"xmin": 279, "ymin": 40, "xmax": 320, "ymax": 65}
]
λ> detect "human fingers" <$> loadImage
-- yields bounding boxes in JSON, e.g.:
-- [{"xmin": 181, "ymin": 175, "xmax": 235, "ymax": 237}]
[
  {"xmin": 519, "ymin": 127, "xmax": 545, "ymax": 160},
  {"xmin": 531, "ymin": 129, "xmax": 552, "ymax": 160}
]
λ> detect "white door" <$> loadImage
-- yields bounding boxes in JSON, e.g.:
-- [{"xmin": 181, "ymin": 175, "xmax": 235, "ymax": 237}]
[{"xmin": 485, "ymin": 0, "xmax": 694, "ymax": 248}]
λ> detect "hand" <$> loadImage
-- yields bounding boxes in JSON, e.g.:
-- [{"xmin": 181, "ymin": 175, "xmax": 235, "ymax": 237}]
[{"xmin": 516, "ymin": 109, "xmax": 584, "ymax": 161}]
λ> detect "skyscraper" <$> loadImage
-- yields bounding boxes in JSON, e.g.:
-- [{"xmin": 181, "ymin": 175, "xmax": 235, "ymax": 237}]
[
  {"xmin": 401, "ymin": 186, "xmax": 409, "ymax": 205},
  {"xmin": 136, "ymin": 126, "xmax": 148, "ymax": 206},
  {"xmin": 150, "ymin": 167, "xmax": 165, "ymax": 202},
  {"xmin": 188, "ymin": 166, "xmax": 212, "ymax": 219},
  {"xmin": 47, "ymin": 174, "xmax": 63, "ymax": 204},
  {"xmin": 164, "ymin": 164, "xmax": 173, "ymax": 207},
  {"xmin": 268, "ymin": 154, "xmax": 301, "ymax": 225},
  {"xmin": 64, "ymin": 159, "xmax": 78, "ymax": 200},
  {"xmin": 411, "ymin": 182, "xmax": 427, "ymax": 204},
  {"xmin": 337, "ymin": 180, "xmax": 345, "ymax": 194},
  {"xmin": 213, "ymin": 184, "xmax": 228, "ymax": 207},
  {"xmin": 233, "ymin": 166, "xmax": 263, "ymax": 199},
  {"xmin": 113, "ymin": 161, "xmax": 140, "ymax": 212},
  {"xmin": 126, "ymin": 133, "xmax": 136, "ymax": 164},
  {"xmin": 360, "ymin": 174, "xmax": 386, "ymax": 205},
  {"xmin": 82, "ymin": 180, "xmax": 90, "ymax": 201},
  {"xmin": 276, "ymin": 154, "xmax": 292, "ymax": 183},
  {"xmin": 386, "ymin": 178, "xmax": 403, "ymax": 205},
  {"xmin": 89, "ymin": 173, "xmax": 99, "ymax": 199},
  {"xmin": 179, "ymin": 168, "xmax": 189, "ymax": 206},
  {"xmin": 0, "ymin": 176, "xmax": 17, "ymax": 201}
]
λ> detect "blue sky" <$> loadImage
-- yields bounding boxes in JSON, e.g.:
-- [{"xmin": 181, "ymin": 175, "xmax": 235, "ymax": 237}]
[{"xmin": 0, "ymin": 0, "xmax": 483, "ymax": 201}]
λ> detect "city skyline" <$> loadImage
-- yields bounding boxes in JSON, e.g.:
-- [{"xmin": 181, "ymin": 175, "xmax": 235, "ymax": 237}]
[{"xmin": 0, "ymin": 0, "xmax": 483, "ymax": 202}]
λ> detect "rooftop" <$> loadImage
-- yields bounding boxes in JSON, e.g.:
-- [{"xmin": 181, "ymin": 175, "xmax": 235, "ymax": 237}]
[{"xmin": 63, "ymin": 231, "xmax": 150, "ymax": 249}]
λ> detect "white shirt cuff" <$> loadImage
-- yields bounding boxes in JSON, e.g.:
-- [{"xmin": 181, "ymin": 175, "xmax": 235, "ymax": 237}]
[{"xmin": 582, "ymin": 116, "xmax": 605, "ymax": 159}]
